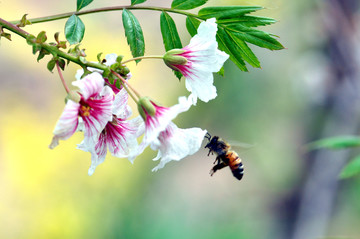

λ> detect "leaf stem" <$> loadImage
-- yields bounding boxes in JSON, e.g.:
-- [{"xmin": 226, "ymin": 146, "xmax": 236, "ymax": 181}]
[
  {"xmin": 9, "ymin": 6, "xmax": 204, "ymax": 25},
  {"xmin": 122, "ymin": 55, "xmax": 164, "ymax": 64},
  {"xmin": 56, "ymin": 61, "xmax": 70, "ymax": 93}
]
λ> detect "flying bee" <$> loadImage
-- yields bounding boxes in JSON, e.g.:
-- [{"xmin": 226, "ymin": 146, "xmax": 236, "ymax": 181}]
[{"xmin": 204, "ymin": 132, "xmax": 245, "ymax": 180}]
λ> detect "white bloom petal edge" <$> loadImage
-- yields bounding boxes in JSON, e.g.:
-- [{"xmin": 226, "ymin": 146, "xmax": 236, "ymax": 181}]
[{"xmin": 151, "ymin": 122, "xmax": 207, "ymax": 172}]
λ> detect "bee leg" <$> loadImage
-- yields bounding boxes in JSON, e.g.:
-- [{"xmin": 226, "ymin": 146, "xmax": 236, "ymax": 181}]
[
  {"xmin": 210, "ymin": 162, "xmax": 227, "ymax": 176},
  {"xmin": 213, "ymin": 156, "xmax": 220, "ymax": 164}
]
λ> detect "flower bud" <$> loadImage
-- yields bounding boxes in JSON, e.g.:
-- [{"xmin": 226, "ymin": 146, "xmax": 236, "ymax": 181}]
[
  {"xmin": 138, "ymin": 97, "xmax": 156, "ymax": 120},
  {"xmin": 163, "ymin": 49, "xmax": 187, "ymax": 71}
]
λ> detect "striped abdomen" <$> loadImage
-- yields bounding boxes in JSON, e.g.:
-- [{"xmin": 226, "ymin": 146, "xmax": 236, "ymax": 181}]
[{"xmin": 226, "ymin": 151, "xmax": 244, "ymax": 180}]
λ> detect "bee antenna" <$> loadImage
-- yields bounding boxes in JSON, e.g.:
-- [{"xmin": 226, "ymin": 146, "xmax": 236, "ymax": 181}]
[{"xmin": 205, "ymin": 132, "xmax": 212, "ymax": 141}]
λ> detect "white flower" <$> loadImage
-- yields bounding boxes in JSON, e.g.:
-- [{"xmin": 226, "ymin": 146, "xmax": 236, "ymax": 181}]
[
  {"xmin": 129, "ymin": 96, "xmax": 192, "ymax": 161},
  {"xmin": 163, "ymin": 18, "xmax": 229, "ymax": 104},
  {"xmin": 150, "ymin": 122, "xmax": 207, "ymax": 172},
  {"xmin": 78, "ymin": 89, "xmax": 144, "ymax": 175},
  {"xmin": 50, "ymin": 72, "xmax": 114, "ymax": 149}
]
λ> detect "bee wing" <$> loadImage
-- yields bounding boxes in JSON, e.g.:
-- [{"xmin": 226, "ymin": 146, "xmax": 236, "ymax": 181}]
[{"xmin": 227, "ymin": 140, "xmax": 255, "ymax": 150}]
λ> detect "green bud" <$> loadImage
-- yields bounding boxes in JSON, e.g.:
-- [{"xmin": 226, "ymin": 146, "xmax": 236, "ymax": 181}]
[
  {"xmin": 66, "ymin": 90, "xmax": 81, "ymax": 103},
  {"xmin": 137, "ymin": 97, "xmax": 156, "ymax": 120},
  {"xmin": 163, "ymin": 49, "xmax": 187, "ymax": 71}
]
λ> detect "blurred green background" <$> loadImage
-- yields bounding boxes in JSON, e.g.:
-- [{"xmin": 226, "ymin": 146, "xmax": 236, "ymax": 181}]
[{"xmin": 1, "ymin": 0, "xmax": 360, "ymax": 238}]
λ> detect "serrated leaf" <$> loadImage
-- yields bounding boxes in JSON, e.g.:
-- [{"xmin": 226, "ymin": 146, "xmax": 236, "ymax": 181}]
[
  {"xmin": 199, "ymin": 6, "xmax": 263, "ymax": 20},
  {"xmin": 160, "ymin": 12, "xmax": 182, "ymax": 51},
  {"xmin": 222, "ymin": 24, "xmax": 284, "ymax": 50},
  {"xmin": 172, "ymin": 0, "xmax": 208, "ymax": 10},
  {"xmin": 65, "ymin": 15, "xmax": 85, "ymax": 45},
  {"xmin": 225, "ymin": 29, "xmax": 260, "ymax": 68},
  {"xmin": 306, "ymin": 136, "xmax": 360, "ymax": 151},
  {"xmin": 131, "ymin": 0, "xmax": 146, "ymax": 5},
  {"xmin": 216, "ymin": 27, "xmax": 247, "ymax": 72},
  {"xmin": 160, "ymin": 12, "xmax": 183, "ymax": 80},
  {"xmin": 217, "ymin": 16, "xmax": 277, "ymax": 27},
  {"xmin": 77, "ymin": 0, "xmax": 94, "ymax": 11},
  {"xmin": 122, "ymin": 9, "xmax": 145, "ymax": 63},
  {"xmin": 186, "ymin": 16, "xmax": 201, "ymax": 37},
  {"xmin": 340, "ymin": 155, "xmax": 360, "ymax": 179},
  {"xmin": 47, "ymin": 59, "xmax": 56, "ymax": 73}
]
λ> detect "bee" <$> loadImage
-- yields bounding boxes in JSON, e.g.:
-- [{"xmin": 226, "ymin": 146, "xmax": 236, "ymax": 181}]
[{"xmin": 204, "ymin": 132, "xmax": 244, "ymax": 180}]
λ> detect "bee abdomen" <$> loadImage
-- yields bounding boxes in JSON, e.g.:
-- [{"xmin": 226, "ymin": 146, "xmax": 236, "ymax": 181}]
[
  {"xmin": 231, "ymin": 163, "xmax": 244, "ymax": 180},
  {"xmin": 227, "ymin": 151, "xmax": 244, "ymax": 181}
]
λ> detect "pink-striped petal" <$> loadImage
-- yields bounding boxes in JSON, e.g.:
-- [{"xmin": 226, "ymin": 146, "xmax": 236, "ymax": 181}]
[{"xmin": 49, "ymin": 100, "xmax": 80, "ymax": 149}]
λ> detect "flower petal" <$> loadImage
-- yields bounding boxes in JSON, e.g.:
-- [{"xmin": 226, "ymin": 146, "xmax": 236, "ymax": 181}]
[
  {"xmin": 49, "ymin": 100, "xmax": 80, "ymax": 149},
  {"xmin": 151, "ymin": 122, "xmax": 207, "ymax": 172},
  {"xmin": 72, "ymin": 72, "xmax": 105, "ymax": 100},
  {"xmin": 81, "ymin": 86, "xmax": 114, "ymax": 145},
  {"xmin": 112, "ymin": 89, "xmax": 132, "ymax": 119}
]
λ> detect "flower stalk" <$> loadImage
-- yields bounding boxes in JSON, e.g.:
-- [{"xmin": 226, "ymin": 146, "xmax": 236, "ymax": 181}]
[
  {"xmin": 122, "ymin": 55, "xmax": 164, "ymax": 64},
  {"xmin": 56, "ymin": 61, "xmax": 70, "ymax": 93},
  {"xmin": 111, "ymin": 70, "xmax": 141, "ymax": 103}
]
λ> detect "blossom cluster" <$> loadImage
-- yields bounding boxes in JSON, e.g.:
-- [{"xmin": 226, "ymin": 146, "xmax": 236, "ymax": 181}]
[{"xmin": 49, "ymin": 18, "xmax": 228, "ymax": 175}]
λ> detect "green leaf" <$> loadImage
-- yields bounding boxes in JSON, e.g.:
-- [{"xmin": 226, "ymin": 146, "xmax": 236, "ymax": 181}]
[
  {"xmin": 0, "ymin": 29, "xmax": 11, "ymax": 41},
  {"xmin": 216, "ymin": 27, "xmax": 247, "ymax": 72},
  {"xmin": 37, "ymin": 49, "xmax": 50, "ymax": 62},
  {"xmin": 306, "ymin": 136, "xmax": 360, "ymax": 151},
  {"xmin": 160, "ymin": 12, "xmax": 183, "ymax": 80},
  {"xmin": 47, "ymin": 59, "xmax": 56, "ymax": 73},
  {"xmin": 160, "ymin": 12, "xmax": 182, "ymax": 51},
  {"xmin": 199, "ymin": 6, "xmax": 263, "ymax": 20},
  {"xmin": 122, "ymin": 9, "xmax": 145, "ymax": 63},
  {"xmin": 58, "ymin": 59, "xmax": 66, "ymax": 71},
  {"xmin": 77, "ymin": 0, "xmax": 94, "ymax": 11},
  {"xmin": 131, "ymin": 0, "xmax": 146, "ymax": 5},
  {"xmin": 172, "ymin": 0, "xmax": 208, "ymax": 10},
  {"xmin": 217, "ymin": 66, "xmax": 224, "ymax": 76},
  {"xmin": 185, "ymin": 16, "xmax": 201, "ymax": 37},
  {"xmin": 222, "ymin": 24, "xmax": 284, "ymax": 50},
  {"xmin": 174, "ymin": 71, "xmax": 183, "ymax": 80},
  {"xmin": 65, "ymin": 15, "xmax": 85, "ymax": 45},
  {"xmin": 36, "ymin": 31, "xmax": 47, "ymax": 43},
  {"xmin": 225, "ymin": 29, "xmax": 260, "ymax": 68},
  {"xmin": 340, "ymin": 155, "xmax": 360, "ymax": 179},
  {"xmin": 18, "ymin": 14, "xmax": 32, "ymax": 27},
  {"xmin": 217, "ymin": 16, "xmax": 277, "ymax": 27}
]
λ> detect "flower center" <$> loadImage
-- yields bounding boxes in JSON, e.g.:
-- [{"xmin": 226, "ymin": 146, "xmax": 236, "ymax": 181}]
[{"xmin": 80, "ymin": 104, "xmax": 91, "ymax": 117}]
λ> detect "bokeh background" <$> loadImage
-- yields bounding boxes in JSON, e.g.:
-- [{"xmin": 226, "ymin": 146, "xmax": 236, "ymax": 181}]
[{"xmin": 1, "ymin": 0, "xmax": 360, "ymax": 238}]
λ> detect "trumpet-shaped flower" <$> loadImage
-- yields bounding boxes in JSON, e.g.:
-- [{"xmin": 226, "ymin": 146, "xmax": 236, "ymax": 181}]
[
  {"xmin": 150, "ymin": 122, "xmax": 207, "ymax": 172},
  {"xmin": 129, "ymin": 96, "xmax": 192, "ymax": 161},
  {"xmin": 163, "ymin": 18, "xmax": 229, "ymax": 104},
  {"xmin": 78, "ymin": 89, "xmax": 144, "ymax": 175},
  {"xmin": 50, "ymin": 72, "xmax": 114, "ymax": 149}
]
